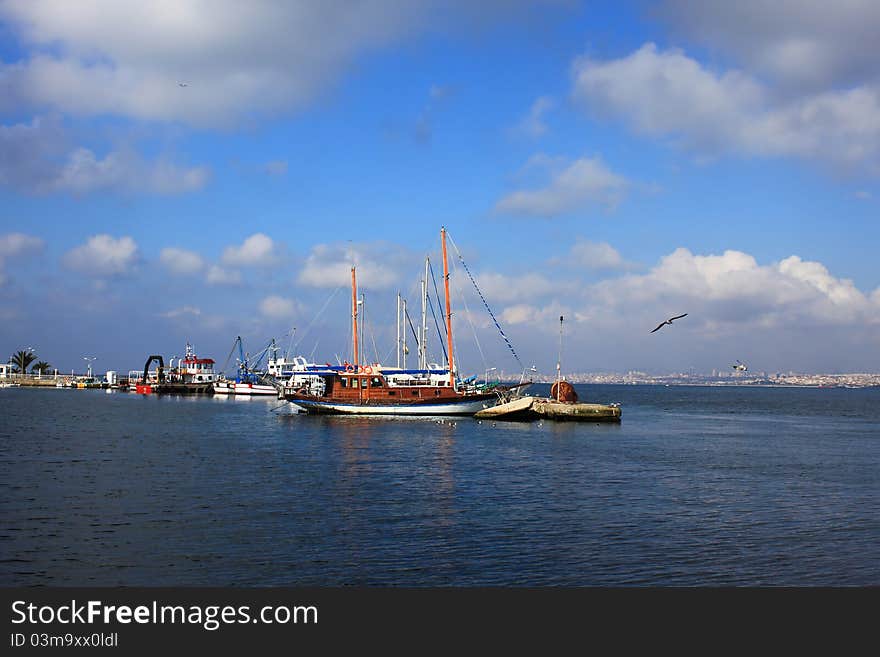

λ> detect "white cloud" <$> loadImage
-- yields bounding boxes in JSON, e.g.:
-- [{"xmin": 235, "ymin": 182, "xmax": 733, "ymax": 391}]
[
  {"xmin": 661, "ymin": 1, "xmax": 880, "ymax": 92},
  {"xmin": 514, "ymin": 95, "xmax": 554, "ymax": 138},
  {"xmin": 0, "ymin": 1, "xmax": 530, "ymax": 127},
  {"xmin": 572, "ymin": 43, "xmax": 880, "ymax": 174},
  {"xmin": 495, "ymin": 154, "xmax": 630, "ymax": 216},
  {"xmin": 0, "ymin": 232, "xmax": 45, "ymax": 258},
  {"xmin": 63, "ymin": 234, "xmax": 140, "ymax": 277},
  {"xmin": 0, "ymin": 116, "xmax": 209, "ymax": 195},
  {"xmin": 221, "ymin": 233, "xmax": 279, "ymax": 267},
  {"xmin": 259, "ymin": 295, "xmax": 299, "ymax": 319},
  {"xmin": 55, "ymin": 148, "xmax": 209, "ymax": 195},
  {"xmin": 501, "ymin": 304, "xmax": 539, "ymax": 325},
  {"xmin": 205, "ymin": 265, "xmax": 242, "ymax": 286},
  {"xmin": 476, "ymin": 246, "xmax": 880, "ymax": 372},
  {"xmin": 476, "ymin": 271, "xmax": 560, "ymax": 304},
  {"xmin": 161, "ymin": 306, "xmax": 202, "ymax": 319},
  {"xmin": 587, "ymin": 247, "xmax": 879, "ymax": 330},
  {"xmin": 160, "ymin": 247, "xmax": 205, "ymax": 275},
  {"xmin": 298, "ymin": 241, "xmax": 417, "ymax": 289},
  {"xmin": 562, "ymin": 239, "xmax": 632, "ymax": 271}
]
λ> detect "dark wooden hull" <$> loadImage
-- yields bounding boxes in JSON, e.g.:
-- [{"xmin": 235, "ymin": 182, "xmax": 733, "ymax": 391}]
[{"xmin": 285, "ymin": 391, "xmax": 498, "ymax": 415}]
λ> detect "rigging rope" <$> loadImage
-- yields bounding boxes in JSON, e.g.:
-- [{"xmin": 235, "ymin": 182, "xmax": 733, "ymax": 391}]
[
  {"xmin": 447, "ymin": 233, "xmax": 524, "ymax": 370},
  {"xmin": 426, "ymin": 264, "xmax": 449, "ymax": 367},
  {"xmin": 292, "ymin": 285, "xmax": 342, "ymax": 356},
  {"xmin": 221, "ymin": 336, "xmax": 241, "ymax": 375},
  {"xmin": 449, "ymin": 252, "xmax": 487, "ymax": 374}
]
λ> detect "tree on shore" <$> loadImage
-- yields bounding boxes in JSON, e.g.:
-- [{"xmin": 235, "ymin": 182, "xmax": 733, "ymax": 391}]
[
  {"xmin": 32, "ymin": 361, "xmax": 52, "ymax": 375},
  {"xmin": 10, "ymin": 349, "xmax": 36, "ymax": 374}
]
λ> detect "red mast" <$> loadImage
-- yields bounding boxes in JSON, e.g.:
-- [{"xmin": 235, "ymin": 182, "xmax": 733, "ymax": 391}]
[
  {"xmin": 351, "ymin": 266, "xmax": 359, "ymax": 372},
  {"xmin": 441, "ymin": 227, "xmax": 455, "ymax": 389}
]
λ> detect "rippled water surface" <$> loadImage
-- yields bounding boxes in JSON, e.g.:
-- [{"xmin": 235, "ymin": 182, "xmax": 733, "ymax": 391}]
[{"xmin": 1, "ymin": 385, "xmax": 878, "ymax": 585}]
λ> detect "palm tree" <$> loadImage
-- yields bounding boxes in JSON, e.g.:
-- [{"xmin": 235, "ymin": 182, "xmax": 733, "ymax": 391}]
[
  {"xmin": 32, "ymin": 361, "xmax": 52, "ymax": 375},
  {"xmin": 10, "ymin": 349, "xmax": 36, "ymax": 374}
]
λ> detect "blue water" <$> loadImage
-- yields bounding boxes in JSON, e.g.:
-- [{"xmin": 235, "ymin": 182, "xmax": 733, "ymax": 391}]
[{"xmin": 1, "ymin": 385, "xmax": 878, "ymax": 586}]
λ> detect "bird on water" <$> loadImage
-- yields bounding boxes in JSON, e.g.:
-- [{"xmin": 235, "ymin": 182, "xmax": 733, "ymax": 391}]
[{"xmin": 650, "ymin": 313, "xmax": 688, "ymax": 333}]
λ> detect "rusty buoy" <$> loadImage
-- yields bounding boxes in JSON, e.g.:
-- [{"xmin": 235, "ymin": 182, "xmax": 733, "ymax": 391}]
[{"xmin": 549, "ymin": 380, "xmax": 578, "ymax": 402}]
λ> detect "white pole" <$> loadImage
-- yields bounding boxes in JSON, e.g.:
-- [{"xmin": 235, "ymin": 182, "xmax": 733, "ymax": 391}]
[
  {"xmin": 557, "ymin": 315, "xmax": 563, "ymax": 401},
  {"xmin": 403, "ymin": 299, "xmax": 408, "ymax": 369}
]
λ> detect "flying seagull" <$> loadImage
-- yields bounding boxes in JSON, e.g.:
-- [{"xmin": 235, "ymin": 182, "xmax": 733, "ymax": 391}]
[
  {"xmin": 650, "ymin": 313, "xmax": 688, "ymax": 333},
  {"xmin": 178, "ymin": 82, "xmax": 189, "ymax": 87}
]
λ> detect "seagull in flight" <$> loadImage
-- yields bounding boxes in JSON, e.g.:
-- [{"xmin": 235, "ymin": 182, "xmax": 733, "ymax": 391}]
[
  {"xmin": 178, "ymin": 82, "xmax": 189, "ymax": 87},
  {"xmin": 650, "ymin": 313, "xmax": 688, "ymax": 333}
]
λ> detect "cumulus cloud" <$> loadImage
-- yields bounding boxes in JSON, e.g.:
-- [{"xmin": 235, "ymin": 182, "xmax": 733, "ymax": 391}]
[
  {"xmin": 259, "ymin": 295, "xmax": 299, "ymax": 319},
  {"xmin": 298, "ymin": 241, "xmax": 418, "ymax": 289},
  {"xmin": 159, "ymin": 247, "xmax": 205, "ymax": 275},
  {"xmin": 55, "ymin": 148, "xmax": 209, "ymax": 195},
  {"xmin": 0, "ymin": 116, "xmax": 209, "ymax": 195},
  {"xmin": 221, "ymin": 233, "xmax": 279, "ymax": 267},
  {"xmin": 476, "ymin": 271, "xmax": 561, "ymax": 304},
  {"xmin": 495, "ymin": 154, "xmax": 630, "ymax": 216},
  {"xmin": 500, "ymin": 301, "xmax": 569, "ymax": 327},
  {"xmin": 587, "ymin": 247, "xmax": 879, "ymax": 331},
  {"xmin": 0, "ymin": 1, "xmax": 539, "ymax": 127},
  {"xmin": 205, "ymin": 265, "xmax": 242, "ymax": 286},
  {"xmin": 660, "ymin": 1, "xmax": 880, "ymax": 92},
  {"xmin": 0, "ymin": 232, "xmax": 45, "ymax": 258},
  {"xmin": 557, "ymin": 239, "xmax": 633, "ymax": 271},
  {"xmin": 63, "ymin": 234, "xmax": 140, "ymax": 277},
  {"xmin": 572, "ymin": 43, "xmax": 880, "ymax": 174},
  {"xmin": 501, "ymin": 303, "xmax": 539, "ymax": 325},
  {"xmin": 478, "ymin": 246, "xmax": 880, "ymax": 372}
]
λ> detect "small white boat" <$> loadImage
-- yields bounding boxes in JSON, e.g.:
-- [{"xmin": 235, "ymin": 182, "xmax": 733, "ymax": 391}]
[{"xmin": 213, "ymin": 379, "xmax": 278, "ymax": 396}]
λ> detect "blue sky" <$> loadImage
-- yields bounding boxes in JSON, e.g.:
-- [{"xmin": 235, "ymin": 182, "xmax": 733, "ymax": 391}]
[{"xmin": 1, "ymin": 1, "xmax": 879, "ymax": 376}]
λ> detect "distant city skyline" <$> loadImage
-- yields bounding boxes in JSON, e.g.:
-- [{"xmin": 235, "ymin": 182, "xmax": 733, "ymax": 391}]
[{"xmin": 1, "ymin": 2, "xmax": 879, "ymax": 375}]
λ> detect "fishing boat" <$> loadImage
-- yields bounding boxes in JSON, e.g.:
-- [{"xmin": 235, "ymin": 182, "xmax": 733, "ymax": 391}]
[
  {"xmin": 213, "ymin": 336, "xmax": 279, "ymax": 396},
  {"xmin": 283, "ymin": 228, "xmax": 502, "ymax": 415},
  {"xmin": 129, "ymin": 342, "xmax": 216, "ymax": 394},
  {"xmin": 213, "ymin": 377, "xmax": 278, "ymax": 396}
]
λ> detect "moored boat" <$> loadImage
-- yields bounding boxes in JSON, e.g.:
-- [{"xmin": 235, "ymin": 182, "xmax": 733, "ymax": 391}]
[
  {"xmin": 130, "ymin": 343, "xmax": 216, "ymax": 394},
  {"xmin": 283, "ymin": 228, "xmax": 504, "ymax": 416},
  {"xmin": 213, "ymin": 336, "xmax": 280, "ymax": 396}
]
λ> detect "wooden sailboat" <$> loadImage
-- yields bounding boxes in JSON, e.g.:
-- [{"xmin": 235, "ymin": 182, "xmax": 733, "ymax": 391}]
[{"xmin": 283, "ymin": 228, "xmax": 500, "ymax": 415}]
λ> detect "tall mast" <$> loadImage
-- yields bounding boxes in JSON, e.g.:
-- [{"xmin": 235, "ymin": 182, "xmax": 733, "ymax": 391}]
[
  {"xmin": 396, "ymin": 292, "xmax": 401, "ymax": 369},
  {"xmin": 351, "ymin": 266, "xmax": 359, "ymax": 370},
  {"xmin": 420, "ymin": 258, "xmax": 428, "ymax": 369},
  {"xmin": 403, "ymin": 299, "xmax": 408, "ymax": 369},
  {"xmin": 441, "ymin": 227, "xmax": 455, "ymax": 389},
  {"xmin": 557, "ymin": 315, "xmax": 563, "ymax": 401}
]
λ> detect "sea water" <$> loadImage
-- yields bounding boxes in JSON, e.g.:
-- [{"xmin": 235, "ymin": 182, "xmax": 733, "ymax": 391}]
[{"xmin": 1, "ymin": 385, "xmax": 877, "ymax": 585}]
